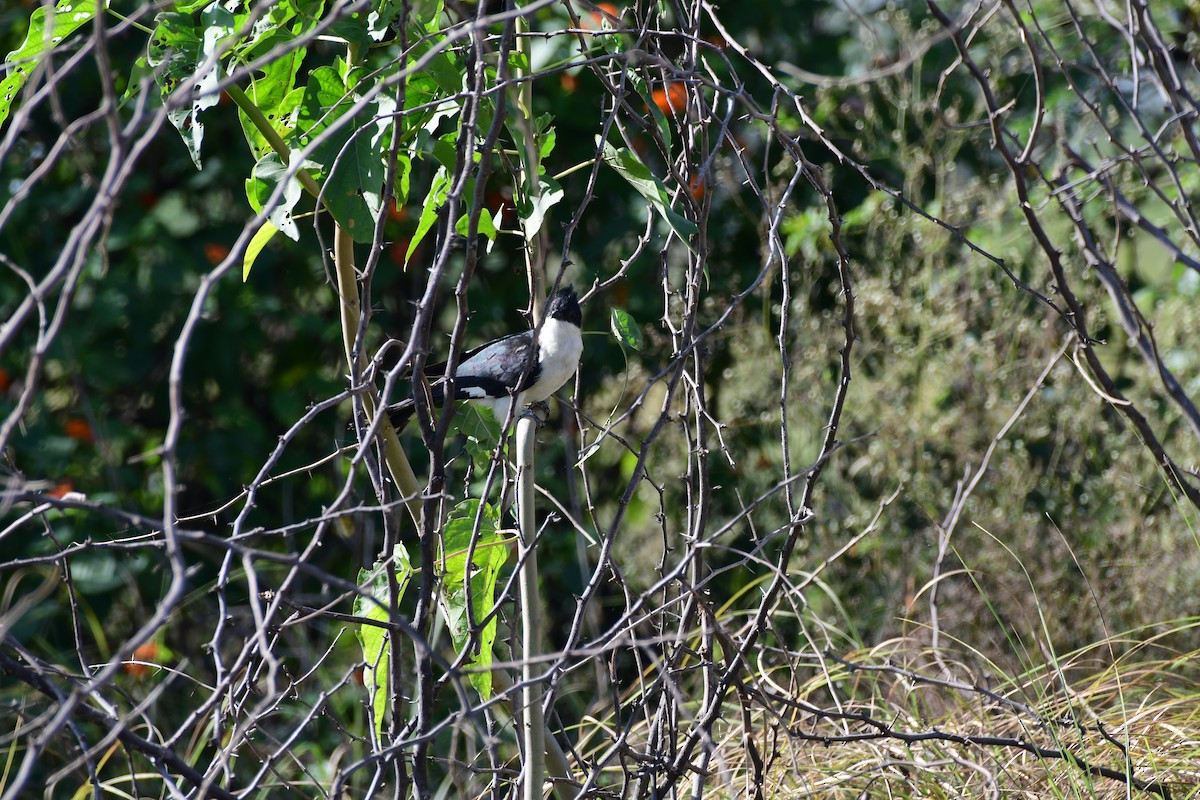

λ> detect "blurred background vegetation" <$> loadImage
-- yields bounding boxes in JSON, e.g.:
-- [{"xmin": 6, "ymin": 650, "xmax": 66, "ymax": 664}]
[{"xmin": 3, "ymin": 0, "xmax": 1200, "ymax": 797}]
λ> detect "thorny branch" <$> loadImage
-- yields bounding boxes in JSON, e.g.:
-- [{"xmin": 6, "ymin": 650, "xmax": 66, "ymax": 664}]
[{"xmin": 1, "ymin": 1, "xmax": 1199, "ymax": 799}]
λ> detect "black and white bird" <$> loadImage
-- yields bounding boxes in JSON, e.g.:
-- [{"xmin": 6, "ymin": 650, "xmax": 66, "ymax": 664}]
[{"xmin": 387, "ymin": 286, "xmax": 583, "ymax": 429}]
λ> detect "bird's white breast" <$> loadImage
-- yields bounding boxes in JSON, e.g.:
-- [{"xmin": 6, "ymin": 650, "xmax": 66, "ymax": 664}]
[{"xmin": 524, "ymin": 317, "xmax": 584, "ymax": 403}]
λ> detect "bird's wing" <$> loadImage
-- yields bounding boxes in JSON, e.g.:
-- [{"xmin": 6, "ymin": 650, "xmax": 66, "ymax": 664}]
[
  {"xmin": 422, "ymin": 331, "xmax": 525, "ymax": 376},
  {"xmin": 434, "ymin": 331, "xmax": 542, "ymax": 399}
]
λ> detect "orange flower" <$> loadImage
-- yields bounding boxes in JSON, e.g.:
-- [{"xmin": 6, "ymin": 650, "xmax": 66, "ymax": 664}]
[
  {"xmin": 651, "ymin": 82, "xmax": 687, "ymax": 115},
  {"xmin": 388, "ymin": 238, "xmax": 413, "ymax": 267},
  {"xmin": 124, "ymin": 643, "xmax": 163, "ymax": 679},
  {"xmin": 584, "ymin": 2, "xmax": 620, "ymax": 29},
  {"xmin": 203, "ymin": 242, "xmax": 230, "ymax": 264},
  {"xmin": 64, "ymin": 418, "xmax": 94, "ymax": 443}
]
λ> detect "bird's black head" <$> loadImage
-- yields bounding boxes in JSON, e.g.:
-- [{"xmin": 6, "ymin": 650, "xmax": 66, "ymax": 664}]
[{"xmin": 546, "ymin": 286, "xmax": 582, "ymax": 327}]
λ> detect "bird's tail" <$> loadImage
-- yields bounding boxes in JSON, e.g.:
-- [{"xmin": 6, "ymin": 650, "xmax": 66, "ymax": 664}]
[
  {"xmin": 386, "ymin": 384, "xmax": 447, "ymax": 430},
  {"xmin": 387, "ymin": 399, "xmax": 416, "ymax": 430}
]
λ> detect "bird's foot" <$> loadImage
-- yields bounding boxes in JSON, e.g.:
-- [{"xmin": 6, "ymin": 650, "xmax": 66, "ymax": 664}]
[{"xmin": 521, "ymin": 401, "xmax": 550, "ymax": 427}]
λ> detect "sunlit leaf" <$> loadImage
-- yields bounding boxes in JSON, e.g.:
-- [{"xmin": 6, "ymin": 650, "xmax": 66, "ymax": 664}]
[
  {"xmin": 455, "ymin": 207, "xmax": 497, "ymax": 253},
  {"xmin": 407, "ymin": 168, "xmax": 449, "ymax": 264},
  {"xmin": 354, "ymin": 545, "xmax": 413, "ymax": 742},
  {"xmin": 517, "ymin": 177, "xmax": 564, "ymax": 242},
  {"xmin": 242, "ymin": 219, "xmax": 279, "ymax": 281},
  {"xmin": 610, "ymin": 307, "xmax": 644, "ymax": 351},
  {"xmin": 146, "ymin": 6, "xmax": 234, "ymax": 169},
  {"xmin": 238, "ymin": 33, "xmax": 307, "ymax": 157},
  {"xmin": 441, "ymin": 500, "xmax": 506, "ymax": 699},
  {"xmin": 0, "ymin": 0, "xmax": 98, "ymax": 129},
  {"xmin": 245, "ymin": 153, "xmax": 305, "ymax": 240},
  {"xmin": 295, "ymin": 67, "xmax": 395, "ymax": 242}
]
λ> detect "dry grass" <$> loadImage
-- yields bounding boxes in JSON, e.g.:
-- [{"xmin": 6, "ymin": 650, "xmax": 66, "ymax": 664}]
[{"xmin": 568, "ymin": 627, "xmax": 1200, "ymax": 799}]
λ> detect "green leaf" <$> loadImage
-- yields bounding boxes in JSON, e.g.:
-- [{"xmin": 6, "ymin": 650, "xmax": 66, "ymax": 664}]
[
  {"xmin": 610, "ymin": 307, "xmax": 644, "ymax": 351},
  {"xmin": 452, "ymin": 404, "xmax": 502, "ymax": 464},
  {"xmin": 625, "ymin": 71, "xmax": 672, "ymax": 151},
  {"xmin": 368, "ymin": 0, "xmax": 442, "ymax": 40},
  {"xmin": 538, "ymin": 126, "xmax": 557, "ymax": 162},
  {"xmin": 242, "ymin": 219, "xmax": 279, "ymax": 281},
  {"xmin": 407, "ymin": 168, "xmax": 449, "ymax": 264},
  {"xmin": 395, "ymin": 153, "xmax": 412, "ymax": 205},
  {"xmin": 455, "ymin": 207, "xmax": 497, "ymax": 253},
  {"xmin": 354, "ymin": 545, "xmax": 413, "ymax": 742},
  {"xmin": 1, "ymin": 0, "xmax": 98, "ymax": 129},
  {"xmin": 238, "ymin": 33, "xmax": 307, "ymax": 157},
  {"xmin": 600, "ymin": 139, "xmax": 698, "ymax": 247},
  {"xmin": 325, "ymin": 8, "xmax": 370, "ymax": 47},
  {"xmin": 441, "ymin": 500, "xmax": 507, "ymax": 699},
  {"xmin": 508, "ymin": 50, "xmax": 529, "ymax": 73},
  {"xmin": 295, "ymin": 67, "xmax": 395, "ymax": 242},
  {"xmin": 146, "ymin": 7, "xmax": 234, "ymax": 169},
  {"xmin": 245, "ymin": 152, "xmax": 304, "ymax": 240},
  {"xmin": 413, "ymin": 0, "xmax": 445, "ymax": 32}
]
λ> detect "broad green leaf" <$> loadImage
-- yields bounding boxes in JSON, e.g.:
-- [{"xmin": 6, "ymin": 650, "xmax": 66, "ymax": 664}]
[
  {"xmin": 453, "ymin": 404, "xmax": 502, "ymax": 464},
  {"xmin": 600, "ymin": 139, "xmax": 698, "ymax": 247},
  {"xmin": 245, "ymin": 153, "xmax": 304, "ymax": 240},
  {"xmin": 538, "ymin": 126, "xmax": 557, "ymax": 162},
  {"xmin": 413, "ymin": 0, "xmax": 445, "ymax": 32},
  {"xmin": 441, "ymin": 500, "xmax": 506, "ymax": 699},
  {"xmin": 395, "ymin": 153, "xmax": 412, "ymax": 205},
  {"xmin": 407, "ymin": 168, "xmax": 449, "ymax": 264},
  {"xmin": 326, "ymin": 8, "xmax": 371, "ymax": 47},
  {"xmin": 242, "ymin": 219, "xmax": 279, "ymax": 281},
  {"xmin": 367, "ymin": 0, "xmax": 444, "ymax": 40},
  {"xmin": 238, "ymin": 32, "xmax": 307, "ymax": 157},
  {"xmin": 455, "ymin": 207, "xmax": 497, "ymax": 253},
  {"xmin": 386, "ymin": 42, "xmax": 464, "ymax": 142},
  {"xmin": 295, "ymin": 68, "xmax": 395, "ymax": 242},
  {"xmin": 507, "ymin": 50, "xmax": 529, "ymax": 73},
  {"xmin": 1, "ymin": 0, "xmax": 98, "ymax": 129},
  {"xmin": 610, "ymin": 307, "xmax": 643, "ymax": 351},
  {"xmin": 354, "ymin": 545, "xmax": 413, "ymax": 742}
]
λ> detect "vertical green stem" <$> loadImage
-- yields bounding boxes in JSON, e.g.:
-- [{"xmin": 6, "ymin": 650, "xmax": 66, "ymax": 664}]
[{"xmin": 515, "ymin": 414, "xmax": 545, "ymax": 800}]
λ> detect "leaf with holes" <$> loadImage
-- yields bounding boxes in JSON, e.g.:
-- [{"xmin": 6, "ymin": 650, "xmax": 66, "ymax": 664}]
[
  {"xmin": 245, "ymin": 153, "xmax": 305, "ymax": 241},
  {"xmin": 1, "ymin": 0, "xmax": 97, "ymax": 129}
]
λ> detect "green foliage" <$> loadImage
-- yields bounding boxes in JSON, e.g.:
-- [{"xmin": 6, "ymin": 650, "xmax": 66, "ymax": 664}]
[
  {"xmin": 609, "ymin": 307, "xmax": 643, "ymax": 351},
  {"xmin": 354, "ymin": 545, "xmax": 413, "ymax": 741},
  {"xmin": 441, "ymin": 499, "xmax": 506, "ymax": 699},
  {"xmin": 1, "ymin": 0, "xmax": 97, "ymax": 129},
  {"xmin": 600, "ymin": 138, "xmax": 698, "ymax": 246}
]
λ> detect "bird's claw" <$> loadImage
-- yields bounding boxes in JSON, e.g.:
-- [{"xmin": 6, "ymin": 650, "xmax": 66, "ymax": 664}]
[{"xmin": 521, "ymin": 401, "xmax": 550, "ymax": 427}]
